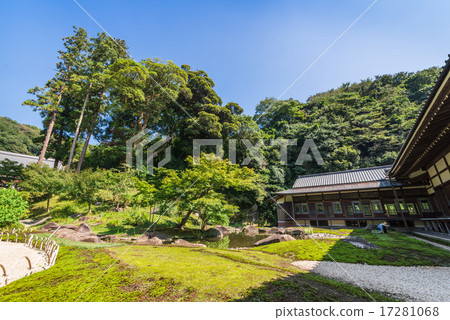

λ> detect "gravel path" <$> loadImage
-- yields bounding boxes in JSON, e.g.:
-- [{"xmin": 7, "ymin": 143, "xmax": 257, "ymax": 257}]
[
  {"xmin": 0, "ymin": 242, "xmax": 49, "ymax": 287},
  {"xmin": 292, "ymin": 260, "xmax": 450, "ymax": 301},
  {"xmin": 407, "ymin": 235, "xmax": 450, "ymax": 252}
]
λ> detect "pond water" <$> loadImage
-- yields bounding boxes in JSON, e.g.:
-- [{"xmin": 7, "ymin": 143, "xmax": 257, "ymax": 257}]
[
  {"xmin": 193, "ymin": 233, "xmax": 268, "ymax": 249},
  {"xmin": 192, "ymin": 233, "xmax": 305, "ymax": 249}
]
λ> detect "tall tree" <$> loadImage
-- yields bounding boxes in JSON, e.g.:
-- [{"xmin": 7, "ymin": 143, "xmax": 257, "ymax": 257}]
[
  {"xmin": 75, "ymin": 33, "xmax": 128, "ymax": 172},
  {"xmin": 23, "ymin": 27, "xmax": 89, "ymax": 164}
]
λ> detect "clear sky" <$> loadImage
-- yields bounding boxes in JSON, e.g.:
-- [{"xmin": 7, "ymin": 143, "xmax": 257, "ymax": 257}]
[{"xmin": 1, "ymin": 0, "xmax": 449, "ymax": 128}]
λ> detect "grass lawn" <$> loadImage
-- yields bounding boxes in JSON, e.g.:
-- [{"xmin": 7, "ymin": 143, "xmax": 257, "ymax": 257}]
[
  {"xmin": 254, "ymin": 229, "xmax": 450, "ymax": 266},
  {"xmin": 0, "ymin": 243, "xmax": 393, "ymax": 302}
]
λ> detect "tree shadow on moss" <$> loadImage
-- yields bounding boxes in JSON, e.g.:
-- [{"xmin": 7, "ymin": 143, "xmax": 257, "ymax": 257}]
[{"xmin": 234, "ymin": 272, "xmax": 396, "ymax": 302}]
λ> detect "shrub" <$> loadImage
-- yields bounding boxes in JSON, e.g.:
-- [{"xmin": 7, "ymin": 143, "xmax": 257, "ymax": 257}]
[
  {"xmin": 125, "ymin": 208, "xmax": 150, "ymax": 226},
  {"xmin": 107, "ymin": 219, "xmax": 121, "ymax": 228},
  {"xmin": 0, "ymin": 188, "xmax": 28, "ymax": 227}
]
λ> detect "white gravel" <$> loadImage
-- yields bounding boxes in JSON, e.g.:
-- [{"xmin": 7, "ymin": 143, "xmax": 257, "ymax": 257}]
[
  {"xmin": 292, "ymin": 260, "xmax": 450, "ymax": 301},
  {"xmin": 0, "ymin": 242, "xmax": 49, "ymax": 287}
]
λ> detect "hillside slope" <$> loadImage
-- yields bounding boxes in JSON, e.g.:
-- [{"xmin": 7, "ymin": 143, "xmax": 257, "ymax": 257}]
[{"xmin": 0, "ymin": 116, "xmax": 42, "ymax": 155}]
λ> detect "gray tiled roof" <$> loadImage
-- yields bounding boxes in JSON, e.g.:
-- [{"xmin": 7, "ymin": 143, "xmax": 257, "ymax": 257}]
[
  {"xmin": 0, "ymin": 150, "xmax": 61, "ymax": 169},
  {"xmin": 292, "ymin": 165, "xmax": 392, "ymax": 189}
]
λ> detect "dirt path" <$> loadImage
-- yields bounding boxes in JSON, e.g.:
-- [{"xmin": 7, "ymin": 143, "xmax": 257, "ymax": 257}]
[
  {"xmin": 0, "ymin": 242, "xmax": 49, "ymax": 287},
  {"xmin": 292, "ymin": 260, "xmax": 450, "ymax": 301}
]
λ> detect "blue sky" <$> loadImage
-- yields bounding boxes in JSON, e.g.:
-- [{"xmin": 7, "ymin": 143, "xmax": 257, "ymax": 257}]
[{"xmin": 1, "ymin": 0, "xmax": 449, "ymax": 128}]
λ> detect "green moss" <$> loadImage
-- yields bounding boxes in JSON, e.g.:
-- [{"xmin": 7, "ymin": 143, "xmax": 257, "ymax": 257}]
[
  {"xmin": 0, "ymin": 247, "xmax": 184, "ymax": 302},
  {"xmin": 254, "ymin": 230, "xmax": 450, "ymax": 266},
  {"xmin": 0, "ymin": 243, "xmax": 394, "ymax": 302},
  {"xmin": 238, "ymin": 273, "xmax": 396, "ymax": 302}
]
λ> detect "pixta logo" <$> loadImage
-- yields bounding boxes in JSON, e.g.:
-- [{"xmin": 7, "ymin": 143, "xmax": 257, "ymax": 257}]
[
  {"xmin": 127, "ymin": 132, "xmax": 324, "ymax": 173},
  {"xmin": 126, "ymin": 131, "xmax": 171, "ymax": 174}
]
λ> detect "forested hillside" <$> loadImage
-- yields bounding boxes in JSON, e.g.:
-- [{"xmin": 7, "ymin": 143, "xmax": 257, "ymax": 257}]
[
  {"xmin": 255, "ymin": 67, "xmax": 441, "ymax": 188},
  {"xmin": 0, "ymin": 116, "xmax": 42, "ymax": 155}
]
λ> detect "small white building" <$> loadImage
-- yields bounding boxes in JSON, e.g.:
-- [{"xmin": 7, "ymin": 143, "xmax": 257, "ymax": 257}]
[{"xmin": 0, "ymin": 150, "xmax": 62, "ymax": 169}]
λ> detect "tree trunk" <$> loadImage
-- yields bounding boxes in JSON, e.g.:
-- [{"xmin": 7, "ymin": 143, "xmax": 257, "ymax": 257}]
[
  {"xmin": 38, "ymin": 111, "xmax": 57, "ymax": 164},
  {"xmin": 47, "ymin": 198, "xmax": 51, "ymax": 213},
  {"xmin": 88, "ymin": 202, "xmax": 92, "ymax": 214},
  {"xmin": 76, "ymin": 92, "xmax": 104, "ymax": 173},
  {"xmin": 67, "ymin": 83, "xmax": 92, "ymax": 169},
  {"xmin": 75, "ymin": 110, "xmax": 98, "ymax": 173},
  {"xmin": 178, "ymin": 211, "xmax": 193, "ymax": 230},
  {"xmin": 53, "ymin": 128, "xmax": 64, "ymax": 168}
]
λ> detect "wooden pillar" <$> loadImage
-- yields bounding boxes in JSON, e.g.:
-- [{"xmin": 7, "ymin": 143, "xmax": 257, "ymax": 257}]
[
  {"xmin": 389, "ymin": 177, "xmax": 408, "ymax": 229},
  {"xmin": 291, "ymin": 195, "xmax": 296, "ymax": 226}
]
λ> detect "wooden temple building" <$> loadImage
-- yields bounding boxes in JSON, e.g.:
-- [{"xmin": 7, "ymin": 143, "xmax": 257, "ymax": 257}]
[{"xmin": 275, "ymin": 57, "xmax": 450, "ymax": 233}]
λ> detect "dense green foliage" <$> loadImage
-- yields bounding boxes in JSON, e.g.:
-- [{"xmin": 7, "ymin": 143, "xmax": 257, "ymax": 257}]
[
  {"xmin": 0, "ymin": 159, "xmax": 24, "ymax": 188},
  {"xmin": 0, "ymin": 117, "xmax": 42, "ymax": 155},
  {"xmin": 21, "ymin": 164, "xmax": 66, "ymax": 212},
  {"xmin": 254, "ymin": 67, "xmax": 441, "ymax": 186},
  {"xmin": 0, "ymin": 188, "xmax": 28, "ymax": 226}
]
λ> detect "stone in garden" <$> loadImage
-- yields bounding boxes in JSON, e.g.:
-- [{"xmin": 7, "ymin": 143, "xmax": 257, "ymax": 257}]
[
  {"xmin": 76, "ymin": 223, "xmax": 92, "ymax": 233},
  {"xmin": 136, "ymin": 234, "xmax": 163, "ymax": 245},
  {"xmin": 243, "ymin": 225, "xmax": 259, "ymax": 236},
  {"xmin": 205, "ymin": 227, "xmax": 223, "ymax": 238},
  {"xmin": 258, "ymin": 227, "xmax": 271, "ymax": 234},
  {"xmin": 268, "ymin": 227, "xmax": 285, "ymax": 235},
  {"xmin": 285, "ymin": 228, "xmax": 305, "ymax": 237},
  {"xmin": 79, "ymin": 236, "xmax": 102, "ymax": 243},
  {"xmin": 148, "ymin": 231, "xmax": 172, "ymax": 243},
  {"xmin": 41, "ymin": 222, "xmax": 60, "ymax": 231},
  {"xmin": 214, "ymin": 225, "xmax": 236, "ymax": 235},
  {"xmin": 54, "ymin": 228, "xmax": 101, "ymax": 243},
  {"xmin": 61, "ymin": 224, "xmax": 77, "ymax": 230},
  {"xmin": 343, "ymin": 236, "xmax": 380, "ymax": 249},
  {"xmin": 109, "ymin": 235, "xmax": 119, "ymax": 243},
  {"xmin": 79, "ymin": 216, "xmax": 91, "ymax": 221},
  {"xmin": 254, "ymin": 234, "xmax": 296, "ymax": 246},
  {"xmin": 171, "ymin": 239, "xmax": 206, "ymax": 247}
]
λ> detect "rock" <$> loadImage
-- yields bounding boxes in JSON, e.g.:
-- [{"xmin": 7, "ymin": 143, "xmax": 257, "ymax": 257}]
[
  {"xmin": 285, "ymin": 228, "xmax": 305, "ymax": 237},
  {"xmin": 61, "ymin": 224, "xmax": 77, "ymax": 230},
  {"xmin": 343, "ymin": 236, "xmax": 380, "ymax": 249},
  {"xmin": 79, "ymin": 216, "xmax": 91, "ymax": 221},
  {"xmin": 76, "ymin": 223, "xmax": 92, "ymax": 233},
  {"xmin": 80, "ymin": 236, "xmax": 102, "ymax": 243},
  {"xmin": 268, "ymin": 227, "xmax": 286, "ymax": 235},
  {"xmin": 109, "ymin": 235, "xmax": 119, "ymax": 243},
  {"xmin": 137, "ymin": 235, "xmax": 163, "ymax": 245},
  {"xmin": 41, "ymin": 222, "xmax": 60, "ymax": 231},
  {"xmin": 243, "ymin": 225, "xmax": 259, "ymax": 236},
  {"xmin": 214, "ymin": 225, "xmax": 236, "ymax": 236},
  {"xmin": 365, "ymin": 225, "xmax": 376, "ymax": 230},
  {"xmin": 258, "ymin": 227, "xmax": 271, "ymax": 234},
  {"xmin": 205, "ymin": 227, "xmax": 223, "ymax": 238},
  {"xmin": 148, "ymin": 231, "xmax": 172, "ymax": 243},
  {"xmin": 98, "ymin": 234, "xmax": 120, "ymax": 243},
  {"xmin": 254, "ymin": 234, "xmax": 296, "ymax": 247},
  {"xmin": 70, "ymin": 213, "xmax": 83, "ymax": 219},
  {"xmin": 54, "ymin": 228, "xmax": 101, "ymax": 243},
  {"xmin": 171, "ymin": 239, "xmax": 206, "ymax": 247}
]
